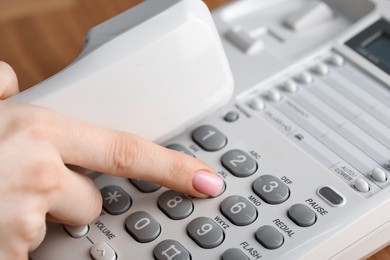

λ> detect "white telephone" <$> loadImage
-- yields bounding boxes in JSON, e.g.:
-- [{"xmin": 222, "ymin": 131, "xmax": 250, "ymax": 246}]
[{"xmin": 12, "ymin": 0, "xmax": 390, "ymax": 259}]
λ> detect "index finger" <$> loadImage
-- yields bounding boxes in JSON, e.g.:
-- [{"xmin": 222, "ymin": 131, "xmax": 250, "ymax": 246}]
[{"xmin": 51, "ymin": 113, "xmax": 224, "ymax": 198}]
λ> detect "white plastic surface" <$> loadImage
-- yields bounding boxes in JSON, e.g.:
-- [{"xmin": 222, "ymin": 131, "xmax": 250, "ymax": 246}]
[{"xmin": 10, "ymin": 0, "xmax": 233, "ymax": 143}]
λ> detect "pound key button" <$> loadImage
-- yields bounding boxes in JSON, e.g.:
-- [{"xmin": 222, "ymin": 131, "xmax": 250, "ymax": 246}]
[{"xmin": 154, "ymin": 240, "xmax": 190, "ymax": 260}]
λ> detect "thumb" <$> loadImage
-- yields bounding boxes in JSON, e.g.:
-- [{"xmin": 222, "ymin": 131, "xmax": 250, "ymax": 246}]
[{"xmin": 0, "ymin": 61, "xmax": 19, "ymax": 99}]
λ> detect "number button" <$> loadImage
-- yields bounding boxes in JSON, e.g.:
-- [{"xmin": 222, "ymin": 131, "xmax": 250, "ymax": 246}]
[
  {"xmin": 187, "ymin": 217, "xmax": 224, "ymax": 249},
  {"xmin": 158, "ymin": 190, "xmax": 194, "ymax": 220},
  {"xmin": 100, "ymin": 186, "xmax": 132, "ymax": 215},
  {"xmin": 192, "ymin": 125, "xmax": 227, "ymax": 151},
  {"xmin": 125, "ymin": 211, "xmax": 161, "ymax": 243},
  {"xmin": 153, "ymin": 240, "xmax": 191, "ymax": 260},
  {"xmin": 220, "ymin": 196, "xmax": 257, "ymax": 226},
  {"xmin": 166, "ymin": 144, "xmax": 195, "ymax": 157},
  {"xmin": 221, "ymin": 149, "xmax": 257, "ymax": 177},
  {"xmin": 252, "ymin": 175, "xmax": 290, "ymax": 204},
  {"xmin": 129, "ymin": 179, "xmax": 161, "ymax": 193}
]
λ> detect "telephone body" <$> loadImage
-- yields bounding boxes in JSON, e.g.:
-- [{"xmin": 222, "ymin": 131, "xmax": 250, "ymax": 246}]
[{"xmin": 10, "ymin": 0, "xmax": 390, "ymax": 259}]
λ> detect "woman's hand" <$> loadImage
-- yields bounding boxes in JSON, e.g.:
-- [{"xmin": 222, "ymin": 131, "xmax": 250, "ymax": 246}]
[{"xmin": 0, "ymin": 61, "xmax": 224, "ymax": 259}]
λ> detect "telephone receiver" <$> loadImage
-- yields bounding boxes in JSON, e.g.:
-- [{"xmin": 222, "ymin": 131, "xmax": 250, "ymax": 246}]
[{"xmin": 9, "ymin": 0, "xmax": 234, "ymax": 143}]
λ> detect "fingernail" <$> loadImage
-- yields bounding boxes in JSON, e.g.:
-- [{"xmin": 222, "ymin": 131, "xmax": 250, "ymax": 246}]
[{"xmin": 193, "ymin": 171, "xmax": 224, "ymax": 197}]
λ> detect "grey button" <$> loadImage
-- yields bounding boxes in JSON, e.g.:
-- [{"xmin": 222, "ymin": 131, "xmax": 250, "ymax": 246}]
[
  {"xmin": 125, "ymin": 211, "xmax": 161, "ymax": 243},
  {"xmin": 220, "ymin": 195, "xmax": 257, "ymax": 226},
  {"xmin": 187, "ymin": 217, "xmax": 224, "ymax": 249},
  {"xmin": 288, "ymin": 204, "xmax": 317, "ymax": 227},
  {"xmin": 101, "ymin": 186, "xmax": 132, "ymax": 215},
  {"xmin": 318, "ymin": 186, "xmax": 345, "ymax": 206},
  {"xmin": 252, "ymin": 175, "xmax": 290, "ymax": 204},
  {"xmin": 222, "ymin": 248, "xmax": 249, "ymax": 260},
  {"xmin": 64, "ymin": 225, "xmax": 89, "ymax": 238},
  {"xmin": 224, "ymin": 111, "xmax": 239, "ymax": 122},
  {"xmin": 166, "ymin": 144, "xmax": 195, "ymax": 157},
  {"xmin": 129, "ymin": 179, "xmax": 161, "ymax": 193},
  {"xmin": 192, "ymin": 125, "xmax": 227, "ymax": 151},
  {"xmin": 221, "ymin": 149, "xmax": 257, "ymax": 177},
  {"xmin": 158, "ymin": 190, "xmax": 194, "ymax": 220},
  {"xmin": 255, "ymin": 225, "xmax": 284, "ymax": 249},
  {"xmin": 153, "ymin": 240, "xmax": 190, "ymax": 260},
  {"xmin": 90, "ymin": 242, "xmax": 116, "ymax": 260}
]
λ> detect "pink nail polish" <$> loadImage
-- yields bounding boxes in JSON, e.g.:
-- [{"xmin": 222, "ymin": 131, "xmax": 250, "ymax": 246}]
[{"xmin": 193, "ymin": 171, "xmax": 224, "ymax": 197}]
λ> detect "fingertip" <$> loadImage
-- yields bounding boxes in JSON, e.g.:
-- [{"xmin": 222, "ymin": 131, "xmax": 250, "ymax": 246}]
[{"xmin": 192, "ymin": 170, "xmax": 225, "ymax": 197}]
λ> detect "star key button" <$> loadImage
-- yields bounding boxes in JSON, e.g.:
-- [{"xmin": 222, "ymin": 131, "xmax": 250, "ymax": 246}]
[{"xmin": 100, "ymin": 185, "xmax": 132, "ymax": 215}]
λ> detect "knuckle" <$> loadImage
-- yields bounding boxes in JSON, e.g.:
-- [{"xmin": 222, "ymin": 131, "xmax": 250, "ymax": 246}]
[
  {"xmin": 28, "ymin": 162, "xmax": 61, "ymax": 195},
  {"xmin": 109, "ymin": 133, "xmax": 138, "ymax": 175},
  {"xmin": 14, "ymin": 206, "xmax": 45, "ymax": 244}
]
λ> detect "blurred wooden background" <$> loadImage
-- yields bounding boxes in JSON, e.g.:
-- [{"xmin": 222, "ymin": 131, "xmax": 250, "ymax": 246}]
[{"xmin": 0, "ymin": 0, "xmax": 388, "ymax": 259}]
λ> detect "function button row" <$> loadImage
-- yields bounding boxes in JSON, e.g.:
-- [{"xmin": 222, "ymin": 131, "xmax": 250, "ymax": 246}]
[
  {"xmin": 125, "ymin": 211, "xmax": 161, "ymax": 243},
  {"xmin": 192, "ymin": 125, "xmax": 227, "ymax": 151},
  {"xmin": 220, "ymin": 195, "xmax": 257, "ymax": 226},
  {"xmin": 288, "ymin": 204, "xmax": 317, "ymax": 227},
  {"xmin": 154, "ymin": 240, "xmax": 191, "ymax": 260},
  {"xmin": 100, "ymin": 185, "xmax": 132, "ymax": 215},
  {"xmin": 158, "ymin": 190, "xmax": 194, "ymax": 220},
  {"xmin": 129, "ymin": 179, "xmax": 161, "ymax": 193},
  {"xmin": 252, "ymin": 175, "xmax": 290, "ymax": 204},
  {"xmin": 221, "ymin": 149, "xmax": 258, "ymax": 177},
  {"xmin": 187, "ymin": 217, "xmax": 225, "ymax": 249}
]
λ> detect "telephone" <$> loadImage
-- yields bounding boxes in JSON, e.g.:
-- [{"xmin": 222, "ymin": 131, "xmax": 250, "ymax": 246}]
[{"xmin": 12, "ymin": 0, "xmax": 390, "ymax": 259}]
